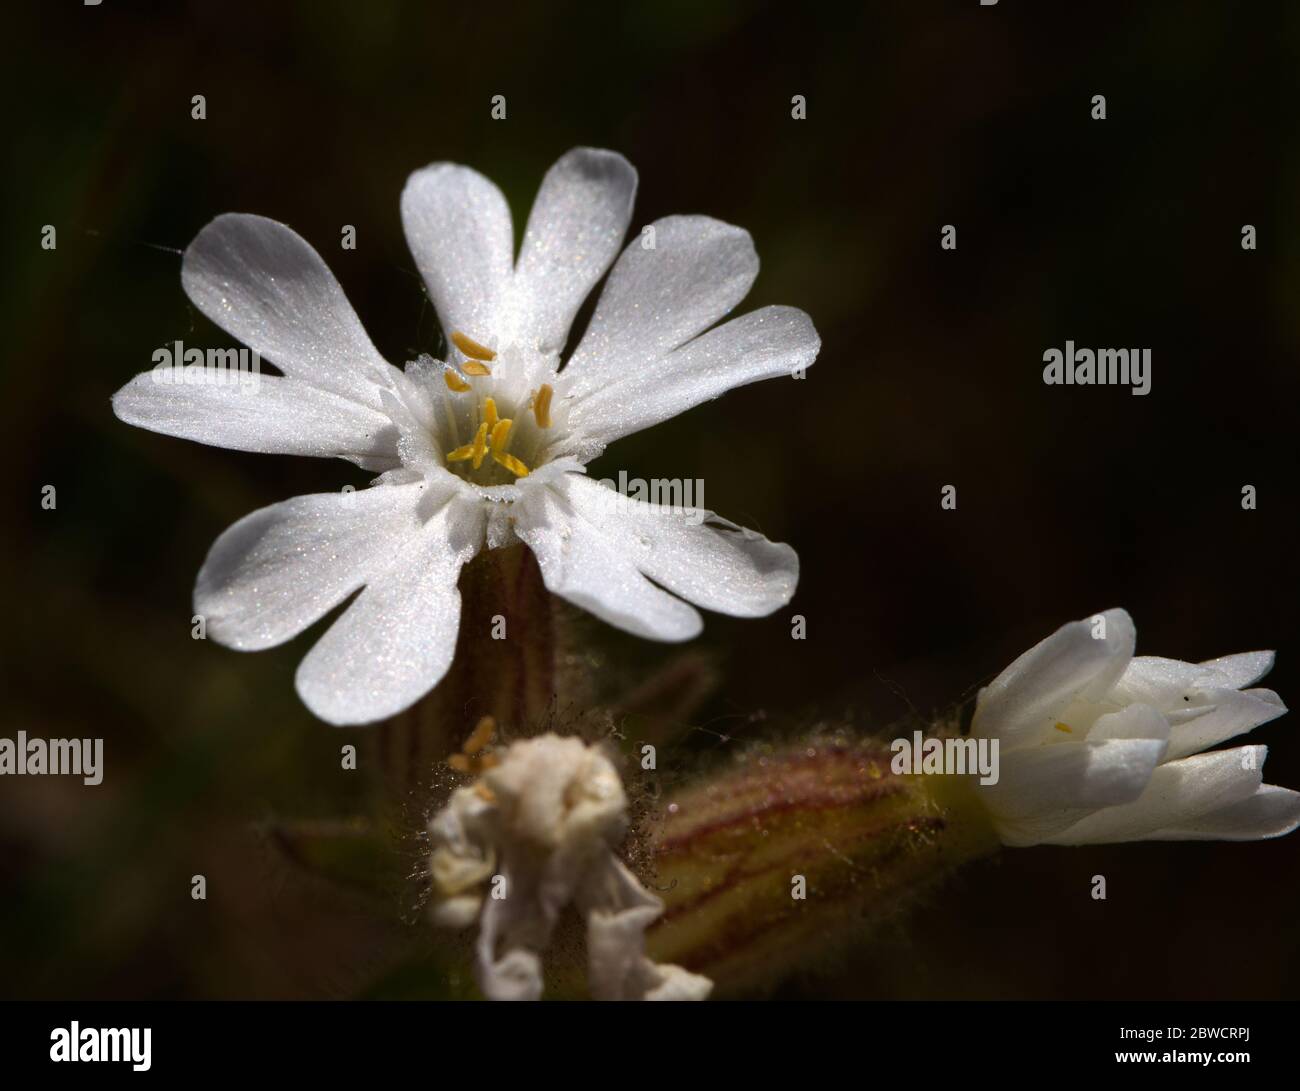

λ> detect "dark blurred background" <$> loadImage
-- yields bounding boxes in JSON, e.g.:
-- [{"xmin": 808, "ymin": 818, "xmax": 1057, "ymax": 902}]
[{"xmin": 2, "ymin": 0, "xmax": 1298, "ymax": 999}]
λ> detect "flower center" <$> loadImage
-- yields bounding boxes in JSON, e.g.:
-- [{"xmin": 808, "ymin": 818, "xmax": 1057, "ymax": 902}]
[{"xmin": 440, "ymin": 330, "xmax": 555, "ymax": 486}]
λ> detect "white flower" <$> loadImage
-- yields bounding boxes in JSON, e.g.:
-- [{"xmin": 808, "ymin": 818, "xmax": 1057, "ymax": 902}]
[
  {"xmin": 112, "ymin": 148, "xmax": 817, "ymax": 725},
  {"xmin": 429, "ymin": 734, "xmax": 711, "ymax": 1001},
  {"xmin": 971, "ymin": 608, "xmax": 1299, "ymax": 846}
]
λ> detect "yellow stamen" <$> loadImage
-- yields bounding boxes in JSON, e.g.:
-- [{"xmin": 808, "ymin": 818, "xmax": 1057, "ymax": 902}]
[
  {"xmin": 451, "ymin": 331, "xmax": 497, "ymax": 361},
  {"xmin": 448, "ymin": 715, "xmax": 499, "ymax": 775},
  {"xmin": 469, "ymin": 421, "xmax": 489, "ymax": 470},
  {"xmin": 445, "ymin": 442, "xmax": 476, "ymax": 462},
  {"xmin": 489, "ymin": 418, "xmax": 513, "ymax": 454},
  {"xmin": 492, "ymin": 451, "xmax": 531, "ymax": 477},
  {"xmin": 444, "ymin": 370, "xmax": 471, "ymax": 393},
  {"xmin": 532, "ymin": 383, "xmax": 553, "ymax": 429},
  {"xmin": 483, "ymin": 397, "xmax": 499, "ymax": 430},
  {"xmin": 461, "ymin": 359, "xmax": 492, "ymax": 376},
  {"xmin": 464, "ymin": 715, "xmax": 496, "ymax": 756},
  {"xmin": 1053, "ymin": 722, "xmax": 1073, "ymax": 734}
]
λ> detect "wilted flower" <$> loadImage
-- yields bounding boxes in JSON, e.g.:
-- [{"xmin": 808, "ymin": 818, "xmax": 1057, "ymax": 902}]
[
  {"xmin": 971, "ymin": 608, "xmax": 1298, "ymax": 846},
  {"xmin": 112, "ymin": 148, "xmax": 817, "ymax": 725},
  {"xmin": 428, "ymin": 732, "xmax": 711, "ymax": 1001}
]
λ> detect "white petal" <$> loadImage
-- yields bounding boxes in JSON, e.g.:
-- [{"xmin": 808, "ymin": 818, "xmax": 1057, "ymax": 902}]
[
  {"xmin": 432, "ymin": 895, "xmax": 483, "ymax": 929},
  {"xmin": 1046, "ymin": 746, "xmax": 1267, "ymax": 845},
  {"xmin": 1086, "ymin": 702, "xmax": 1172, "ymax": 743},
  {"xmin": 510, "ymin": 148, "xmax": 636, "ymax": 353},
  {"xmin": 475, "ymin": 895, "xmax": 545, "ymax": 1002},
  {"xmin": 562, "ymin": 215, "xmax": 759, "ymax": 400},
  {"xmin": 1199, "ymin": 650, "xmax": 1275, "ymax": 689},
  {"xmin": 401, "ymin": 163, "xmax": 514, "ymax": 353},
  {"xmin": 642, "ymin": 962, "xmax": 714, "ymax": 1001},
  {"xmin": 972, "ymin": 609, "xmax": 1135, "ymax": 744},
  {"xmin": 1113, "ymin": 654, "xmax": 1288, "ymax": 760},
  {"xmin": 513, "ymin": 478, "xmax": 702, "ymax": 642},
  {"xmin": 564, "ymin": 305, "xmax": 819, "ymax": 447},
  {"xmin": 181, "ymin": 214, "xmax": 395, "ymax": 407},
  {"xmin": 1117, "ymin": 651, "xmax": 1276, "ymax": 708},
  {"xmin": 581, "ymin": 858, "xmax": 712, "ymax": 1002},
  {"xmin": 1111, "ymin": 655, "xmax": 1203, "ymax": 708},
  {"xmin": 294, "ymin": 493, "xmax": 484, "ymax": 725},
  {"xmin": 584, "ymin": 885, "xmax": 661, "ymax": 1000},
  {"xmin": 562, "ymin": 475, "xmax": 797, "ymax": 617},
  {"xmin": 1149, "ymin": 784, "xmax": 1300, "ymax": 841},
  {"xmin": 194, "ymin": 483, "xmax": 425, "ymax": 651},
  {"xmin": 986, "ymin": 711, "xmax": 1169, "ymax": 846},
  {"xmin": 1164, "ymin": 687, "xmax": 1286, "ymax": 761},
  {"xmin": 111, "ymin": 371, "xmax": 398, "ymax": 468}
]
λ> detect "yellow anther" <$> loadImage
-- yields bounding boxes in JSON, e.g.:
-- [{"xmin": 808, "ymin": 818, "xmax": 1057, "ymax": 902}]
[
  {"xmin": 444, "ymin": 370, "xmax": 471, "ymax": 393},
  {"xmin": 447, "ymin": 715, "xmax": 501, "ymax": 775},
  {"xmin": 532, "ymin": 383, "xmax": 553, "ymax": 429},
  {"xmin": 461, "ymin": 359, "xmax": 492, "ymax": 376},
  {"xmin": 451, "ymin": 331, "xmax": 497, "ymax": 361},
  {"xmin": 1053, "ymin": 722, "xmax": 1073, "ymax": 734},
  {"xmin": 489, "ymin": 418, "xmax": 513, "ymax": 454},
  {"xmin": 469, "ymin": 421, "xmax": 489, "ymax": 470},
  {"xmin": 447, "ymin": 422, "xmax": 489, "ymax": 469},
  {"xmin": 483, "ymin": 397, "xmax": 499, "ymax": 430},
  {"xmin": 492, "ymin": 450, "xmax": 531, "ymax": 477},
  {"xmin": 464, "ymin": 715, "xmax": 496, "ymax": 756}
]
